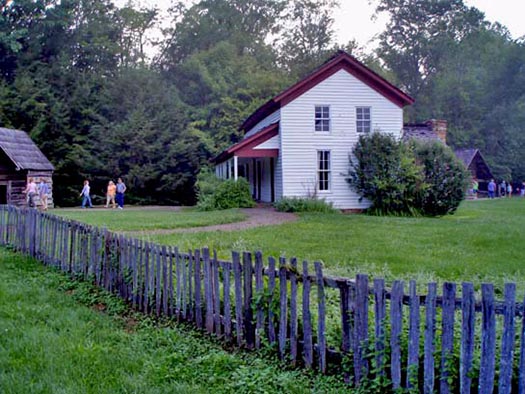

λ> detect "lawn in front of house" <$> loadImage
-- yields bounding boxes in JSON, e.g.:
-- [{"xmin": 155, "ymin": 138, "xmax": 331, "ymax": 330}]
[
  {"xmin": 147, "ymin": 199, "xmax": 525, "ymax": 287},
  {"xmin": 53, "ymin": 207, "xmax": 247, "ymax": 231}
]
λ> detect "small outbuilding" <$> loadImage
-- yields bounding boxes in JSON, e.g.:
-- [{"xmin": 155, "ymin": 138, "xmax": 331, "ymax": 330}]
[{"xmin": 0, "ymin": 127, "xmax": 54, "ymax": 207}]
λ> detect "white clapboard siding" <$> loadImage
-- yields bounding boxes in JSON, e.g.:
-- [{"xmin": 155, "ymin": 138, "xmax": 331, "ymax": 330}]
[
  {"xmin": 253, "ymin": 135, "xmax": 279, "ymax": 150},
  {"xmin": 244, "ymin": 110, "xmax": 280, "ymax": 138},
  {"xmin": 280, "ymin": 69, "xmax": 403, "ymax": 209}
]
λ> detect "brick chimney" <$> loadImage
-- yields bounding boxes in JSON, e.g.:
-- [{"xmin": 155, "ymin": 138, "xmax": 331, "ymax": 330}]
[{"xmin": 426, "ymin": 119, "xmax": 447, "ymax": 144}]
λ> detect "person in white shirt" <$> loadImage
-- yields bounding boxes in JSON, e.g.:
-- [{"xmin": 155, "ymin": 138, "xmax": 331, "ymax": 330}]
[
  {"xmin": 24, "ymin": 178, "xmax": 37, "ymax": 208},
  {"xmin": 80, "ymin": 180, "xmax": 93, "ymax": 208}
]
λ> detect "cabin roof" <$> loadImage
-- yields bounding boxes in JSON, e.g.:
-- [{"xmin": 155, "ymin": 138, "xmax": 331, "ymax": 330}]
[{"xmin": 0, "ymin": 127, "xmax": 54, "ymax": 171}]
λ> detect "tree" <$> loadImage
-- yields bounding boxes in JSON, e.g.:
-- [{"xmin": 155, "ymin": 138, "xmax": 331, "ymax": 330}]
[
  {"xmin": 277, "ymin": 0, "xmax": 339, "ymax": 78},
  {"xmin": 374, "ymin": 0, "xmax": 485, "ymax": 101}
]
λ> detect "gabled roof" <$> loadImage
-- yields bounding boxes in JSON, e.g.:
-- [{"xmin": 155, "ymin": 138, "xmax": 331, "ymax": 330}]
[
  {"xmin": 454, "ymin": 148, "xmax": 479, "ymax": 167},
  {"xmin": 241, "ymin": 50, "xmax": 414, "ymax": 132},
  {"xmin": 454, "ymin": 148, "xmax": 494, "ymax": 180},
  {"xmin": 211, "ymin": 122, "xmax": 279, "ymax": 164},
  {"xmin": 0, "ymin": 127, "xmax": 54, "ymax": 171}
]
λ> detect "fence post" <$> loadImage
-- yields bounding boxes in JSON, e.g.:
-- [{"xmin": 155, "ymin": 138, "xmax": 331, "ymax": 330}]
[
  {"xmin": 460, "ymin": 282, "xmax": 475, "ymax": 394},
  {"xmin": 194, "ymin": 249, "xmax": 202, "ymax": 327},
  {"xmin": 390, "ymin": 281, "xmax": 404, "ymax": 390},
  {"xmin": 499, "ymin": 283, "xmax": 516, "ymax": 394},
  {"xmin": 407, "ymin": 280, "xmax": 420, "ymax": 390},
  {"xmin": 374, "ymin": 279, "xmax": 386, "ymax": 378},
  {"xmin": 302, "ymin": 261, "xmax": 313, "ymax": 369},
  {"xmin": 315, "ymin": 261, "xmax": 326, "ymax": 373},
  {"xmin": 204, "ymin": 248, "xmax": 213, "ymax": 333},
  {"xmin": 267, "ymin": 256, "xmax": 277, "ymax": 344},
  {"xmin": 479, "ymin": 283, "xmax": 496, "ymax": 394},
  {"xmin": 289, "ymin": 257, "xmax": 298, "ymax": 365},
  {"xmin": 254, "ymin": 251, "xmax": 264, "ymax": 348},
  {"xmin": 354, "ymin": 274, "xmax": 369, "ymax": 384},
  {"xmin": 243, "ymin": 252, "xmax": 255, "ymax": 348},
  {"xmin": 424, "ymin": 283, "xmax": 437, "ymax": 394},
  {"xmin": 278, "ymin": 257, "xmax": 288, "ymax": 359},
  {"xmin": 233, "ymin": 251, "xmax": 243, "ymax": 346},
  {"xmin": 440, "ymin": 282, "xmax": 456, "ymax": 394}
]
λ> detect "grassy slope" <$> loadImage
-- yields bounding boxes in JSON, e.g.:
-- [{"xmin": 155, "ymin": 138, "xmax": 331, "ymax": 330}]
[
  {"xmin": 149, "ymin": 199, "xmax": 525, "ymax": 286},
  {"xmin": 0, "ymin": 249, "xmax": 346, "ymax": 394},
  {"xmin": 53, "ymin": 208, "xmax": 246, "ymax": 231}
]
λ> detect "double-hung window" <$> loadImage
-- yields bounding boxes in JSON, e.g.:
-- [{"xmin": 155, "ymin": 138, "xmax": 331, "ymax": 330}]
[
  {"xmin": 317, "ymin": 150, "xmax": 331, "ymax": 191},
  {"xmin": 356, "ymin": 107, "xmax": 371, "ymax": 133},
  {"xmin": 315, "ymin": 106, "xmax": 330, "ymax": 132}
]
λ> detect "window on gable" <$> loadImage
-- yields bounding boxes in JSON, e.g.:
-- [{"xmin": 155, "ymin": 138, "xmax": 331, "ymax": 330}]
[
  {"xmin": 315, "ymin": 106, "xmax": 330, "ymax": 132},
  {"xmin": 356, "ymin": 107, "xmax": 371, "ymax": 133},
  {"xmin": 317, "ymin": 150, "xmax": 331, "ymax": 191}
]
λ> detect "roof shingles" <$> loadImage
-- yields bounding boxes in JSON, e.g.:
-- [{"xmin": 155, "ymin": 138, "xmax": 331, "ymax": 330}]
[{"xmin": 0, "ymin": 127, "xmax": 54, "ymax": 171}]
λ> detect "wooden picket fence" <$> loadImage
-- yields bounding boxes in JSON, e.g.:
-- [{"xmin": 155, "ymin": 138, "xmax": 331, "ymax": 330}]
[{"xmin": 1, "ymin": 205, "xmax": 525, "ymax": 393}]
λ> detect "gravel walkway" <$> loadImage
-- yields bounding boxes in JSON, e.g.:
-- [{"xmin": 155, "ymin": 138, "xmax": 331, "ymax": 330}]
[{"xmin": 126, "ymin": 208, "xmax": 297, "ymax": 235}]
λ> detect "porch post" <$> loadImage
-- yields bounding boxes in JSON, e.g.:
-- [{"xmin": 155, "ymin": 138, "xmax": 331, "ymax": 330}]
[{"xmin": 234, "ymin": 156, "xmax": 238, "ymax": 181}]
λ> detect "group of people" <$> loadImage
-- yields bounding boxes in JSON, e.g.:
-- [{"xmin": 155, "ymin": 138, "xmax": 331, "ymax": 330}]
[
  {"xmin": 24, "ymin": 178, "xmax": 50, "ymax": 210},
  {"xmin": 80, "ymin": 178, "xmax": 127, "ymax": 209},
  {"xmin": 486, "ymin": 179, "xmax": 525, "ymax": 199}
]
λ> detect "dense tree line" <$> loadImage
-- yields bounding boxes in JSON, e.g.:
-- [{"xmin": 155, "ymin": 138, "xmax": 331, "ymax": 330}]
[{"xmin": 0, "ymin": 0, "xmax": 523, "ymax": 205}]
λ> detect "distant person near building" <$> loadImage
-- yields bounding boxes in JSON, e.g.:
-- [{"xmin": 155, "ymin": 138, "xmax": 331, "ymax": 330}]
[
  {"xmin": 38, "ymin": 179, "xmax": 50, "ymax": 211},
  {"xmin": 472, "ymin": 178, "xmax": 479, "ymax": 199},
  {"xmin": 499, "ymin": 180, "xmax": 506, "ymax": 197},
  {"xmin": 488, "ymin": 179, "xmax": 496, "ymax": 199},
  {"xmin": 105, "ymin": 180, "xmax": 116, "ymax": 208},
  {"xmin": 116, "ymin": 178, "xmax": 127, "ymax": 209},
  {"xmin": 80, "ymin": 180, "xmax": 93, "ymax": 208},
  {"xmin": 25, "ymin": 178, "xmax": 37, "ymax": 208}
]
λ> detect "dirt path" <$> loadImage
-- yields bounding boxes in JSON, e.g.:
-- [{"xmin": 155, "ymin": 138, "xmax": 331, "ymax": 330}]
[{"xmin": 125, "ymin": 208, "xmax": 298, "ymax": 235}]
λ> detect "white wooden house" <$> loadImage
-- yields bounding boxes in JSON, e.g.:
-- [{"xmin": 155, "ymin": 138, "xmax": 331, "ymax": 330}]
[{"xmin": 211, "ymin": 51, "xmax": 414, "ymax": 209}]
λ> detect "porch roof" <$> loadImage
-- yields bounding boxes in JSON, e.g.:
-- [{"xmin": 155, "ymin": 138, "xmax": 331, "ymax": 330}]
[{"xmin": 211, "ymin": 122, "xmax": 279, "ymax": 164}]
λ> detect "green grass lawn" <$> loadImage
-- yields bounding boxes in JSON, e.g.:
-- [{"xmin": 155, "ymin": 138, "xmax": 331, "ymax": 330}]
[
  {"xmin": 53, "ymin": 207, "xmax": 246, "ymax": 231},
  {"xmin": 147, "ymin": 199, "xmax": 525, "ymax": 287},
  {"xmin": 53, "ymin": 199, "xmax": 525, "ymax": 287},
  {"xmin": 0, "ymin": 249, "xmax": 345, "ymax": 394}
]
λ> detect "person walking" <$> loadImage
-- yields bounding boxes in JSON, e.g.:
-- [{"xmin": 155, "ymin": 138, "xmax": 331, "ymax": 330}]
[
  {"xmin": 521, "ymin": 182, "xmax": 525, "ymax": 198},
  {"xmin": 38, "ymin": 178, "xmax": 50, "ymax": 211},
  {"xmin": 507, "ymin": 182, "xmax": 512, "ymax": 198},
  {"xmin": 116, "ymin": 177, "xmax": 127, "ymax": 209},
  {"xmin": 105, "ymin": 180, "xmax": 116, "ymax": 208},
  {"xmin": 488, "ymin": 179, "xmax": 496, "ymax": 199},
  {"xmin": 24, "ymin": 178, "xmax": 37, "ymax": 208},
  {"xmin": 80, "ymin": 180, "xmax": 93, "ymax": 208}
]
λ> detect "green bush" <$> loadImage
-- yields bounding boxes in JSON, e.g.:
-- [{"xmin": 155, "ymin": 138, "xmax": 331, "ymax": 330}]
[
  {"xmin": 274, "ymin": 197, "xmax": 336, "ymax": 213},
  {"xmin": 412, "ymin": 140, "xmax": 469, "ymax": 216},
  {"xmin": 196, "ymin": 167, "xmax": 255, "ymax": 211},
  {"xmin": 347, "ymin": 132, "xmax": 426, "ymax": 216},
  {"xmin": 348, "ymin": 133, "xmax": 469, "ymax": 217}
]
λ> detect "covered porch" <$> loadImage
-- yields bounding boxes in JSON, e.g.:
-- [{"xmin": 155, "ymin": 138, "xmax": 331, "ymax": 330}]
[{"xmin": 212, "ymin": 123, "xmax": 279, "ymax": 203}]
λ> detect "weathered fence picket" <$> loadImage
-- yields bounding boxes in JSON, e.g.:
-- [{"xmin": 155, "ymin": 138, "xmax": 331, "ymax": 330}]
[{"xmin": 3, "ymin": 205, "xmax": 525, "ymax": 394}]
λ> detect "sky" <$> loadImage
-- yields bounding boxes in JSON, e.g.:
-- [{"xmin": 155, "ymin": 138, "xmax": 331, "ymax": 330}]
[
  {"xmin": 116, "ymin": 0, "xmax": 525, "ymax": 53},
  {"xmin": 334, "ymin": 0, "xmax": 525, "ymax": 51}
]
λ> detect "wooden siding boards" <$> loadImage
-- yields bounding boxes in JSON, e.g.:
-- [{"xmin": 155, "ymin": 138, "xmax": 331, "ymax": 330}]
[{"xmin": 279, "ymin": 69, "xmax": 403, "ymax": 209}]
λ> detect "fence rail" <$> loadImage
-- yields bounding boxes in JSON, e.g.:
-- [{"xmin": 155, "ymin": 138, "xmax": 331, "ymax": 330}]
[{"xmin": 1, "ymin": 205, "xmax": 524, "ymax": 393}]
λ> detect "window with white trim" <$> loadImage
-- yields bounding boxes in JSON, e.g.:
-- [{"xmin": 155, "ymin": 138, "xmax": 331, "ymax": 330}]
[
  {"xmin": 356, "ymin": 107, "xmax": 371, "ymax": 133},
  {"xmin": 315, "ymin": 106, "xmax": 330, "ymax": 132},
  {"xmin": 317, "ymin": 150, "xmax": 331, "ymax": 191}
]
